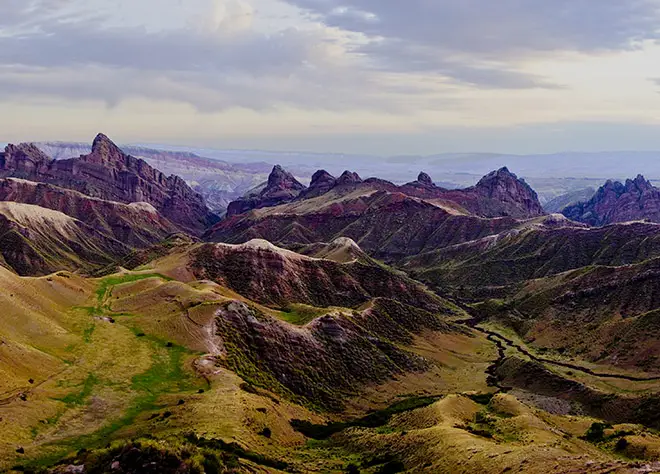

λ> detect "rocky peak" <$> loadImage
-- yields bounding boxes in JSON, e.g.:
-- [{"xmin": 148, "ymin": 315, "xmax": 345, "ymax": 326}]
[
  {"xmin": 417, "ymin": 172, "xmax": 434, "ymax": 187},
  {"xmin": 0, "ymin": 143, "xmax": 52, "ymax": 175},
  {"xmin": 310, "ymin": 170, "xmax": 336, "ymax": 188},
  {"xmin": 298, "ymin": 170, "xmax": 337, "ymax": 200},
  {"xmin": 472, "ymin": 167, "xmax": 544, "ymax": 217},
  {"xmin": 266, "ymin": 165, "xmax": 306, "ymax": 193},
  {"xmin": 563, "ymin": 175, "xmax": 660, "ymax": 226},
  {"xmin": 477, "ymin": 167, "xmax": 530, "ymax": 196},
  {"xmin": 626, "ymin": 174, "xmax": 653, "ymax": 193},
  {"xmin": 1, "ymin": 134, "xmax": 215, "ymax": 234},
  {"xmin": 336, "ymin": 170, "xmax": 363, "ymax": 185},
  {"xmin": 226, "ymin": 165, "xmax": 306, "ymax": 217},
  {"xmin": 86, "ymin": 133, "xmax": 129, "ymax": 168}
]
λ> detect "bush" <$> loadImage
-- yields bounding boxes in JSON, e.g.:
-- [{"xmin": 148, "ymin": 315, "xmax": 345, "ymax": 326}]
[
  {"xmin": 615, "ymin": 438, "xmax": 629, "ymax": 451},
  {"xmin": 584, "ymin": 422, "xmax": 608, "ymax": 442}
]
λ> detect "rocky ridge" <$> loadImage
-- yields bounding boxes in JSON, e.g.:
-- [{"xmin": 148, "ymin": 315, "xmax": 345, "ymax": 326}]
[
  {"xmin": 0, "ymin": 134, "xmax": 216, "ymax": 234},
  {"xmin": 563, "ymin": 175, "xmax": 660, "ymax": 226}
]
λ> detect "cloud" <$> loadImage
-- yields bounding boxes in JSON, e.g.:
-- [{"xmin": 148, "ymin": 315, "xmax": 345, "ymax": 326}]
[
  {"xmin": 0, "ymin": 0, "xmax": 463, "ymax": 112},
  {"xmin": 284, "ymin": 0, "xmax": 660, "ymax": 87},
  {"xmin": 2, "ymin": 0, "xmax": 658, "ymax": 115}
]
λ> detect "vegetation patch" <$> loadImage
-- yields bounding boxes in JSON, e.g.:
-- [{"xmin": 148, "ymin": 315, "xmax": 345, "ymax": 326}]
[
  {"xmin": 55, "ymin": 374, "xmax": 99, "ymax": 407},
  {"xmin": 275, "ymin": 303, "xmax": 329, "ymax": 326},
  {"xmin": 184, "ymin": 433, "xmax": 289, "ymax": 470},
  {"xmin": 291, "ymin": 396, "xmax": 441, "ymax": 439},
  {"xmin": 95, "ymin": 273, "xmax": 173, "ymax": 306}
]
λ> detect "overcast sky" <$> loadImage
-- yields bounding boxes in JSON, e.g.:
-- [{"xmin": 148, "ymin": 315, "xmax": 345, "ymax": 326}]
[{"xmin": 2, "ymin": 0, "xmax": 660, "ymax": 154}]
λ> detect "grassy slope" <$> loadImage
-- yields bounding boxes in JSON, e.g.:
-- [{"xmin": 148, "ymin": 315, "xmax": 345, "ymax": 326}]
[{"xmin": 4, "ymin": 254, "xmax": 660, "ymax": 473}]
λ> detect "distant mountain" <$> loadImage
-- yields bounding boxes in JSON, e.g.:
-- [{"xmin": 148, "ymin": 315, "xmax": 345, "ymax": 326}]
[
  {"xmin": 226, "ymin": 165, "xmax": 307, "ymax": 217},
  {"xmin": 563, "ymin": 175, "xmax": 660, "ymax": 226},
  {"xmin": 222, "ymin": 166, "xmax": 543, "ymax": 222},
  {"xmin": 206, "ymin": 167, "xmax": 545, "ymax": 266},
  {"xmin": 36, "ymin": 141, "xmax": 276, "ymax": 212},
  {"xmin": 1, "ymin": 134, "xmax": 216, "ymax": 234},
  {"xmin": 543, "ymin": 187, "xmax": 596, "ymax": 213}
]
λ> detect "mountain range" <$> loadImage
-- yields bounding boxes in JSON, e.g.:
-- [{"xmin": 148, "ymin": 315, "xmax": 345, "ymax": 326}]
[{"xmin": 5, "ymin": 134, "xmax": 660, "ymax": 472}]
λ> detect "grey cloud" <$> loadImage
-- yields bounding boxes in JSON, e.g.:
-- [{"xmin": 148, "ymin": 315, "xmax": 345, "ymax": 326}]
[
  {"xmin": 285, "ymin": 0, "xmax": 660, "ymax": 88},
  {"xmin": 358, "ymin": 39, "xmax": 562, "ymax": 89},
  {"xmin": 290, "ymin": 0, "xmax": 660, "ymax": 54},
  {"xmin": 0, "ymin": 22, "xmax": 319, "ymax": 76},
  {"xmin": 0, "ymin": 0, "xmax": 459, "ymax": 112}
]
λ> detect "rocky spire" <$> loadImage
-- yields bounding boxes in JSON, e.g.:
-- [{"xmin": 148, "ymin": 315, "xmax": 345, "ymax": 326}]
[
  {"xmin": 475, "ymin": 167, "xmax": 544, "ymax": 216},
  {"xmin": 88, "ymin": 133, "xmax": 128, "ymax": 167},
  {"xmin": 266, "ymin": 165, "xmax": 306, "ymax": 193},
  {"xmin": 417, "ymin": 172, "xmax": 434, "ymax": 187},
  {"xmin": 626, "ymin": 174, "xmax": 653, "ymax": 193}
]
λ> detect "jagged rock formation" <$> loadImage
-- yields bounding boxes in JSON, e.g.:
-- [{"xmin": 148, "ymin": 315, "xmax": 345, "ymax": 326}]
[
  {"xmin": 0, "ymin": 134, "xmax": 215, "ymax": 234},
  {"xmin": 335, "ymin": 170, "xmax": 363, "ymax": 185},
  {"xmin": 37, "ymin": 140, "xmax": 276, "ymax": 213},
  {"xmin": 224, "ymin": 165, "xmax": 543, "ymax": 220},
  {"xmin": 563, "ymin": 175, "xmax": 660, "ymax": 226},
  {"xmin": 441, "ymin": 167, "xmax": 544, "ymax": 219},
  {"xmin": 226, "ymin": 165, "xmax": 306, "ymax": 217},
  {"xmin": 298, "ymin": 170, "xmax": 336, "ymax": 200},
  {"xmin": 416, "ymin": 171, "xmax": 434, "ymax": 187}
]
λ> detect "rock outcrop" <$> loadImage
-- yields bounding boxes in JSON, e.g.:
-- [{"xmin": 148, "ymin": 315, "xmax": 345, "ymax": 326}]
[
  {"xmin": 335, "ymin": 170, "xmax": 363, "ymax": 185},
  {"xmin": 416, "ymin": 171, "xmax": 434, "ymax": 187},
  {"xmin": 454, "ymin": 167, "xmax": 544, "ymax": 218},
  {"xmin": 563, "ymin": 175, "xmax": 660, "ymax": 226},
  {"xmin": 298, "ymin": 170, "xmax": 336, "ymax": 200},
  {"xmin": 400, "ymin": 168, "xmax": 544, "ymax": 219},
  {"xmin": 226, "ymin": 165, "xmax": 306, "ymax": 217},
  {"xmin": 0, "ymin": 134, "xmax": 216, "ymax": 235}
]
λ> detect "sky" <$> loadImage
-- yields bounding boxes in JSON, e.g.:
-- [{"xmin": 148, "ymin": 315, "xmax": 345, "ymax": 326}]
[{"xmin": 2, "ymin": 0, "xmax": 660, "ymax": 155}]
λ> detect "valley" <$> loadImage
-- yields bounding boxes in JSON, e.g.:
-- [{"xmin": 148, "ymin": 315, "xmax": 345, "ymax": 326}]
[{"xmin": 3, "ymin": 135, "xmax": 660, "ymax": 472}]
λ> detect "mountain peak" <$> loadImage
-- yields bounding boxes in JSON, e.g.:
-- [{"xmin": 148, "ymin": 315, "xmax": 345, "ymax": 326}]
[
  {"xmin": 336, "ymin": 170, "xmax": 362, "ymax": 185},
  {"xmin": 474, "ymin": 167, "xmax": 544, "ymax": 217},
  {"xmin": 266, "ymin": 165, "xmax": 305, "ymax": 192},
  {"xmin": 417, "ymin": 172, "xmax": 434, "ymax": 186},
  {"xmin": 627, "ymin": 174, "xmax": 653, "ymax": 192},
  {"xmin": 563, "ymin": 175, "xmax": 660, "ymax": 226},
  {"xmin": 91, "ymin": 133, "xmax": 121, "ymax": 154},
  {"xmin": 297, "ymin": 170, "xmax": 337, "ymax": 200}
]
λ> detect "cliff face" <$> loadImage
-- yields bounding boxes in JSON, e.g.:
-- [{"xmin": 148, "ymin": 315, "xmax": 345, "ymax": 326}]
[
  {"xmin": 0, "ymin": 134, "xmax": 216, "ymax": 235},
  {"xmin": 563, "ymin": 175, "xmax": 660, "ymax": 226}
]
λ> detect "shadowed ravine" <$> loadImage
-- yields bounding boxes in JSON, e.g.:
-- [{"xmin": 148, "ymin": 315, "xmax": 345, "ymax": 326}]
[{"xmin": 459, "ymin": 313, "xmax": 660, "ymax": 383}]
